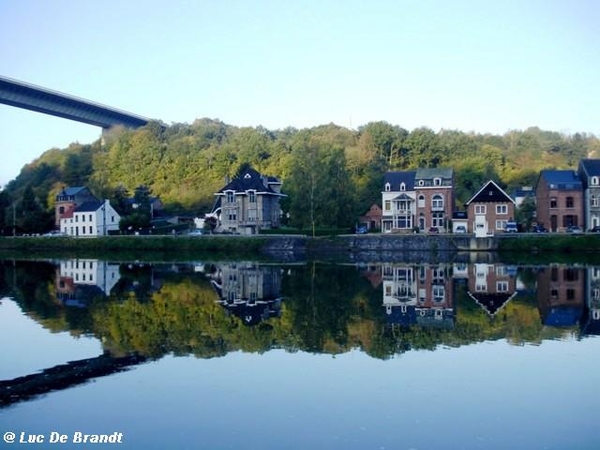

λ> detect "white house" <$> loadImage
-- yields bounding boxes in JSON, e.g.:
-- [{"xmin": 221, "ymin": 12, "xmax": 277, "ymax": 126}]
[{"xmin": 60, "ymin": 199, "xmax": 121, "ymax": 237}]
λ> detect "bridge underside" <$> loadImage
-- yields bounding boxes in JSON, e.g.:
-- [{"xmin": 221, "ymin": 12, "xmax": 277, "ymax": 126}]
[{"xmin": 0, "ymin": 76, "xmax": 149, "ymax": 129}]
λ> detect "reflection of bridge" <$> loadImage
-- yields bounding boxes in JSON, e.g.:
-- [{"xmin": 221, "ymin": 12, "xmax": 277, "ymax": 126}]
[
  {"xmin": 0, "ymin": 353, "xmax": 146, "ymax": 408},
  {"xmin": 0, "ymin": 75, "xmax": 150, "ymax": 130}
]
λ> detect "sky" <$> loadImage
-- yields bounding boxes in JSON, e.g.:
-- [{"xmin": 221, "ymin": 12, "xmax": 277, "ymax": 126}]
[{"xmin": 1, "ymin": 0, "xmax": 599, "ymax": 186}]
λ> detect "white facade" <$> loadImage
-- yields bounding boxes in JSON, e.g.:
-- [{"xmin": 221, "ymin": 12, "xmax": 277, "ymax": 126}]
[
  {"xmin": 59, "ymin": 259, "xmax": 121, "ymax": 295},
  {"xmin": 60, "ymin": 200, "xmax": 120, "ymax": 237}
]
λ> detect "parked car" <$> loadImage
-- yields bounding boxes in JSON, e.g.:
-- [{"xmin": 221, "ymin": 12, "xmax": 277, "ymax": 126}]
[
  {"xmin": 532, "ymin": 225, "xmax": 548, "ymax": 233},
  {"xmin": 589, "ymin": 226, "xmax": 600, "ymax": 233},
  {"xmin": 504, "ymin": 221, "xmax": 518, "ymax": 233},
  {"xmin": 567, "ymin": 225, "xmax": 583, "ymax": 233},
  {"xmin": 455, "ymin": 225, "xmax": 467, "ymax": 234},
  {"xmin": 188, "ymin": 229, "xmax": 204, "ymax": 236},
  {"xmin": 428, "ymin": 227, "xmax": 440, "ymax": 234},
  {"xmin": 355, "ymin": 225, "xmax": 368, "ymax": 234},
  {"xmin": 43, "ymin": 230, "xmax": 68, "ymax": 237}
]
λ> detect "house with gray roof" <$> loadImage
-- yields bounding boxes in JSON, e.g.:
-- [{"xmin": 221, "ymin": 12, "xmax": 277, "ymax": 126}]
[
  {"xmin": 55, "ymin": 186, "xmax": 98, "ymax": 227},
  {"xmin": 212, "ymin": 167, "xmax": 285, "ymax": 235},
  {"xmin": 578, "ymin": 159, "xmax": 600, "ymax": 230},
  {"xmin": 59, "ymin": 199, "xmax": 121, "ymax": 237}
]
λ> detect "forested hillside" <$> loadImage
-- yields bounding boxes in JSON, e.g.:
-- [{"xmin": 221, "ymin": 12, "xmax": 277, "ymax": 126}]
[{"xmin": 1, "ymin": 118, "xmax": 599, "ymax": 234}]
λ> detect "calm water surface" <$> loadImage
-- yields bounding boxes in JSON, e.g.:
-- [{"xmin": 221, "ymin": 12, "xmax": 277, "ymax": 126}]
[{"xmin": 1, "ymin": 259, "xmax": 599, "ymax": 450}]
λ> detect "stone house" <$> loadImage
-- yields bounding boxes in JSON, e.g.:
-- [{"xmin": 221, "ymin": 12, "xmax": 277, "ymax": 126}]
[{"xmin": 212, "ymin": 167, "xmax": 285, "ymax": 235}]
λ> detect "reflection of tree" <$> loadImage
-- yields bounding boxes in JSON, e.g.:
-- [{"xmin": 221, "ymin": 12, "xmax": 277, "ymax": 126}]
[{"xmin": 0, "ymin": 260, "xmax": 583, "ymax": 360}]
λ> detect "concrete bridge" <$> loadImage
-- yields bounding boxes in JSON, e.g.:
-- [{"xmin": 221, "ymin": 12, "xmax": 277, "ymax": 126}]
[{"xmin": 0, "ymin": 75, "xmax": 150, "ymax": 130}]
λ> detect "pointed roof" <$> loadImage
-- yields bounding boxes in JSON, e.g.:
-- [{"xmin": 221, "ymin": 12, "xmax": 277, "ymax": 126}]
[
  {"xmin": 579, "ymin": 159, "xmax": 600, "ymax": 177},
  {"xmin": 465, "ymin": 180, "xmax": 515, "ymax": 205},
  {"xmin": 215, "ymin": 168, "xmax": 282, "ymax": 195},
  {"xmin": 74, "ymin": 201, "xmax": 104, "ymax": 212}
]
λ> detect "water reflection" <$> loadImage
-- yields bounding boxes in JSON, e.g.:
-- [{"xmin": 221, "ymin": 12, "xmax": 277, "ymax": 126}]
[{"xmin": 3, "ymin": 259, "xmax": 600, "ymax": 364}]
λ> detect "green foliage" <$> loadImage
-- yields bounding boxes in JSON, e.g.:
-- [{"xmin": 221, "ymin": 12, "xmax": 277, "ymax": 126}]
[{"xmin": 3, "ymin": 118, "xmax": 600, "ymax": 232}]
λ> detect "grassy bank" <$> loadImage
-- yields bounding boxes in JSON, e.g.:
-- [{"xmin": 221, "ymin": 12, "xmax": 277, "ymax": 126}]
[
  {"xmin": 0, "ymin": 235, "xmax": 271, "ymax": 261},
  {"xmin": 497, "ymin": 234, "xmax": 600, "ymax": 264}
]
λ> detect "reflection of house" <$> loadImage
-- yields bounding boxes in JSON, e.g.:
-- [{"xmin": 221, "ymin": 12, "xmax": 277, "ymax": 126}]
[
  {"xmin": 536, "ymin": 266, "xmax": 584, "ymax": 326},
  {"xmin": 209, "ymin": 262, "xmax": 283, "ymax": 326},
  {"xmin": 465, "ymin": 180, "xmax": 515, "ymax": 237},
  {"xmin": 60, "ymin": 199, "xmax": 121, "ymax": 237},
  {"xmin": 535, "ymin": 170, "xmax": 583, "ymax": 232},
  {"xmin": 381, "ymin": 168, "xmax": 454, "ymax": 233},
  {"xmin": 56, "ymin": 259, "xmax": 120, "ymax": 307},
  {"xmin": 581, "ymin": 266, "xmax": 600, "ymax": 335},
  {"xmin": 382, "ymin": 264, "xmax": 454, "ymax": 328},
  {"xmin": 467, "ymin": 264, "xmax": 517, "ymax": 316},
  {"xmin": 55, "ymin": 186, "xmax": 98, "ymax": 227},
  {"xmin": 212, "ymin": 168, "xmax": 285, "ymax": 235}
]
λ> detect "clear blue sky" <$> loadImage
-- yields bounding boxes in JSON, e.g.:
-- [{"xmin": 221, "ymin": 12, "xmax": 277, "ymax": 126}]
[{"xmin": 1, "ymin": 0, "xmax": 599, "ymax": 186}]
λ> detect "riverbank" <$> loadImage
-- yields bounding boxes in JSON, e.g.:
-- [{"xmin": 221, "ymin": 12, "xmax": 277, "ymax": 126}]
[{"xmin": 1, "ymin": 233, "xmax": 600, "ymax": 263}]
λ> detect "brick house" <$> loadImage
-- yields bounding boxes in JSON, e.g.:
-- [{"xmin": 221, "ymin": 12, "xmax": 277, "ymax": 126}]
[
  {"xmin": 578, "ymin": 159, "xmax": 600, "ymax": 230},
  {"xmin": 465, "ymin": 180, "xmax": 516, "ymax": 236},
  {"xmin": 381, "ymin": 168, "xmax": 454, "ymax": 233},
  {"xmin": 535, "ymin": 170, "xmax": 583, "ymax": 232},
  {"xmin": 55, "ymin": 186, "xmax": 98, "ymax": 227},
  {"xmin": 358, "ymin": 204, "xmax": 382, "ymax": 231}
]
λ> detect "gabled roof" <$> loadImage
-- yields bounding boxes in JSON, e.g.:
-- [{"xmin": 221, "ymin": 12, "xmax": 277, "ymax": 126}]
[
  {"xmin": 579, "ymin": 159, "xmax": 600, "ymax": 177},
  {"xmin": 465, "ymin": 180, "xmax": 515, "ymax": 205},
  {"xmin": 62, "ymin": 186, "xmax": 89, "ymax": 196},
  {"xmin": 383, "ymin": 171, "xmax": 416, "ymax": 190},
  {"xmin": 467, "ymin": 292, "xmax": 516, "ymax": 316},
  {"xmin": 216, "ymin": 168, "xmax": 281, "ymax": 195},
  {"xmin": 74, "ymin": 201, "xmax": 104, "ymax": 213},
  {"xmin": 538, "ymin": 170, "xmax": 582, "ymax": 190}
]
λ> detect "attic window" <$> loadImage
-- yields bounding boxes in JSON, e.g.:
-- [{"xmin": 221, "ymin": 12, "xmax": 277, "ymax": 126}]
[
  {"xmin": 592, "ymin": 176, "xmax": 599, "ymax": 186},
  {"xmin": 434, "ymin": 177, "xmax": 441, "ymax": 186},
  {"xmin": 400, "ymin": 182, "xmax": 406, "ymax": 191},
  {"xmin": 489, "ymin": 191, "xmax": 493, "ymax": 196},
  {"xmin": 385, "ymin": 182, "xmax": 391, "ymax": 192},
  {"xmin": 244, "ymin": 173, "xmax": 252, "ymax": 179},
  {"xmin": 418, "ymin": 180, "xmax": 424, "ymax": 187}
]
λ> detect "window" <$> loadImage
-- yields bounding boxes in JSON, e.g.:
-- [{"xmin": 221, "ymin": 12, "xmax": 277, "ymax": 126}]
[
  {"xmin": 432, "ymin": 195, "xmax": 444, "ymax": 210},
  {"xmin": 89, "ymin": 214, "xmax": 93, "ymax": 222},
  {"xmin": 432, "ymin": 212, "xmax": 444, "ymax": 227},
  {"xmin": 496, "ymin": 219, "xmax": 507, "ymax": 230},
  {"xmin": 248, "ymin": 209, "xmax": 257, "ymax": 222},
  {"xmin": 550, "ymin": 197, "xmax": 557, "ymax": 208},
  {"xmin": 384, "ymin": 200, "xmax": 391, "ymax": 211},
  {"xmin": 418, "ymin": 195, "xmax": 425, "ymax": 208},
  {"xmin": 497, "ymin": 281, "xmax": 509, "ymax": 292},
  {"xmin": 592, "ymin": 176, "xmax": 599, "ymax": 186},
  {"xmin": 89, "ymin": 226, "xmax": 93, "ymax": 234},
  {"xmin": 248, "ymin": 191, "xmax": 256, "ymax": 203},
  {"xmin": 475, "ymin": 205, "xmax": 486, "ymax": 215},
  {"xmin": 496, "ymin": 204, "xmax": 508, "ymax": 215},
  {"xmin": 400, "ymin": 182, "xmax": 405, "ymax": 191},
  {"xmin": 418, "ymin": 180, "xmax": 424, "ymax": 186},
  {"xmin": 566, "ymin": 196, "xmax": 574, "ymax": 208},
  {"xmin": 385, "ymin": 183, "xmax": 391, "ymax": 192},
  {"xmin": 75, "ymin": 215, "xmax": 79, "ymax": 223},
  {"xmin": 226, "ymin": 191, "xmax": 235, "ymax": 203},
  {"xmin": 592, "ymin": 195, "xmax": 599, "ymax": 207},
  {"xmin": 59, "ymin": 206, "xmax": 64, "ymax": 214},
  {"xmin": 434, "ymin": 177, "xmax": 441, "ymax": 186}
]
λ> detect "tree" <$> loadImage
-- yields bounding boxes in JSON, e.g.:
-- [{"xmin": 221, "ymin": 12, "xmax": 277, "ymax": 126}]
[{"xmin": 18, "ymin": 185, "xmax": 51, "ymax": 233}]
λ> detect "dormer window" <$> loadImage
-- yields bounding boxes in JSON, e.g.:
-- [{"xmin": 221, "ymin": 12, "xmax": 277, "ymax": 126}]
[
  {"xmin": 418, "ymin": 180, "xmax": 424, "ymax": 187},
  {"xmin": 385, "ymin": 182, "xmax": 391, "ymax": 192},
  {"xmin": 400, "ymin": 182, "xmax": 406, "ymax": 191},
  {"xmin": 244, "ymin": 173, "xmax": 252, "ymax": 179},
  {"xmin": 434, "ymin": 177, "xmax": 441, "ymax": 186},
  {"xmin": 592, "ymin": 176, "xmax": 599, "ymax": 186}
]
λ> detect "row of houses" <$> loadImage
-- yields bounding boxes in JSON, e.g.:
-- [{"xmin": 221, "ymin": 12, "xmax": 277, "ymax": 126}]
[
  {"xmin": 53, "ymin": 159, "xmax": 600, "ymax": 237},
  {"xmin": 369, "ymin": 159, "xmax": 600, "ymax": 236}
]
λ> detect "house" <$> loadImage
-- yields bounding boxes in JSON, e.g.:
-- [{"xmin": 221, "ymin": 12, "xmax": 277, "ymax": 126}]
[
  {"xmin": 212, "ymin": 167, "xmax": 285, "ymax": 235},
  {"xmin": 465, "ymin": 180, "xmax": 516, "ymax": 237},
  {"xmin": 466, "ymin": 263, "xmax": 517, "ymax": 317},
  {"xmin": 381, "ymin": 168, "xmax": 454, "ymax": 233},
  {"xmin": 381, "ymin": 171, "xmax": 416, "ymax": 233},
  {"xmin": 56, "ymin": 259, "xmax": 121, "ymax": 307},
  {"xmin": 535, "ymin": 170, "xmax": 583, "ymax": 232},
  {"xmin": 512, "ymin": 186, "xmax": 535, "ymax": 208},
  {"xmin": 382, "ymin": 264, "xmax": 454, "ymax": 329},
  {"xmin": 536, "ymin": 266, "xmax": 584, "ymax": 326},
  {"xmin": 577, "ymin": 159, "xmax": 600, "ymax": 230},
  {"xmin": 55, "ymin": 186, "xmax": 98, "ymax": 227},
  {"xmin": 358, "ymin": 204, "xmax": 382, "ymax": 231},
  {"xmin": 60, "ymin": 199, "xmax": 121, "ymax": 237}
]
